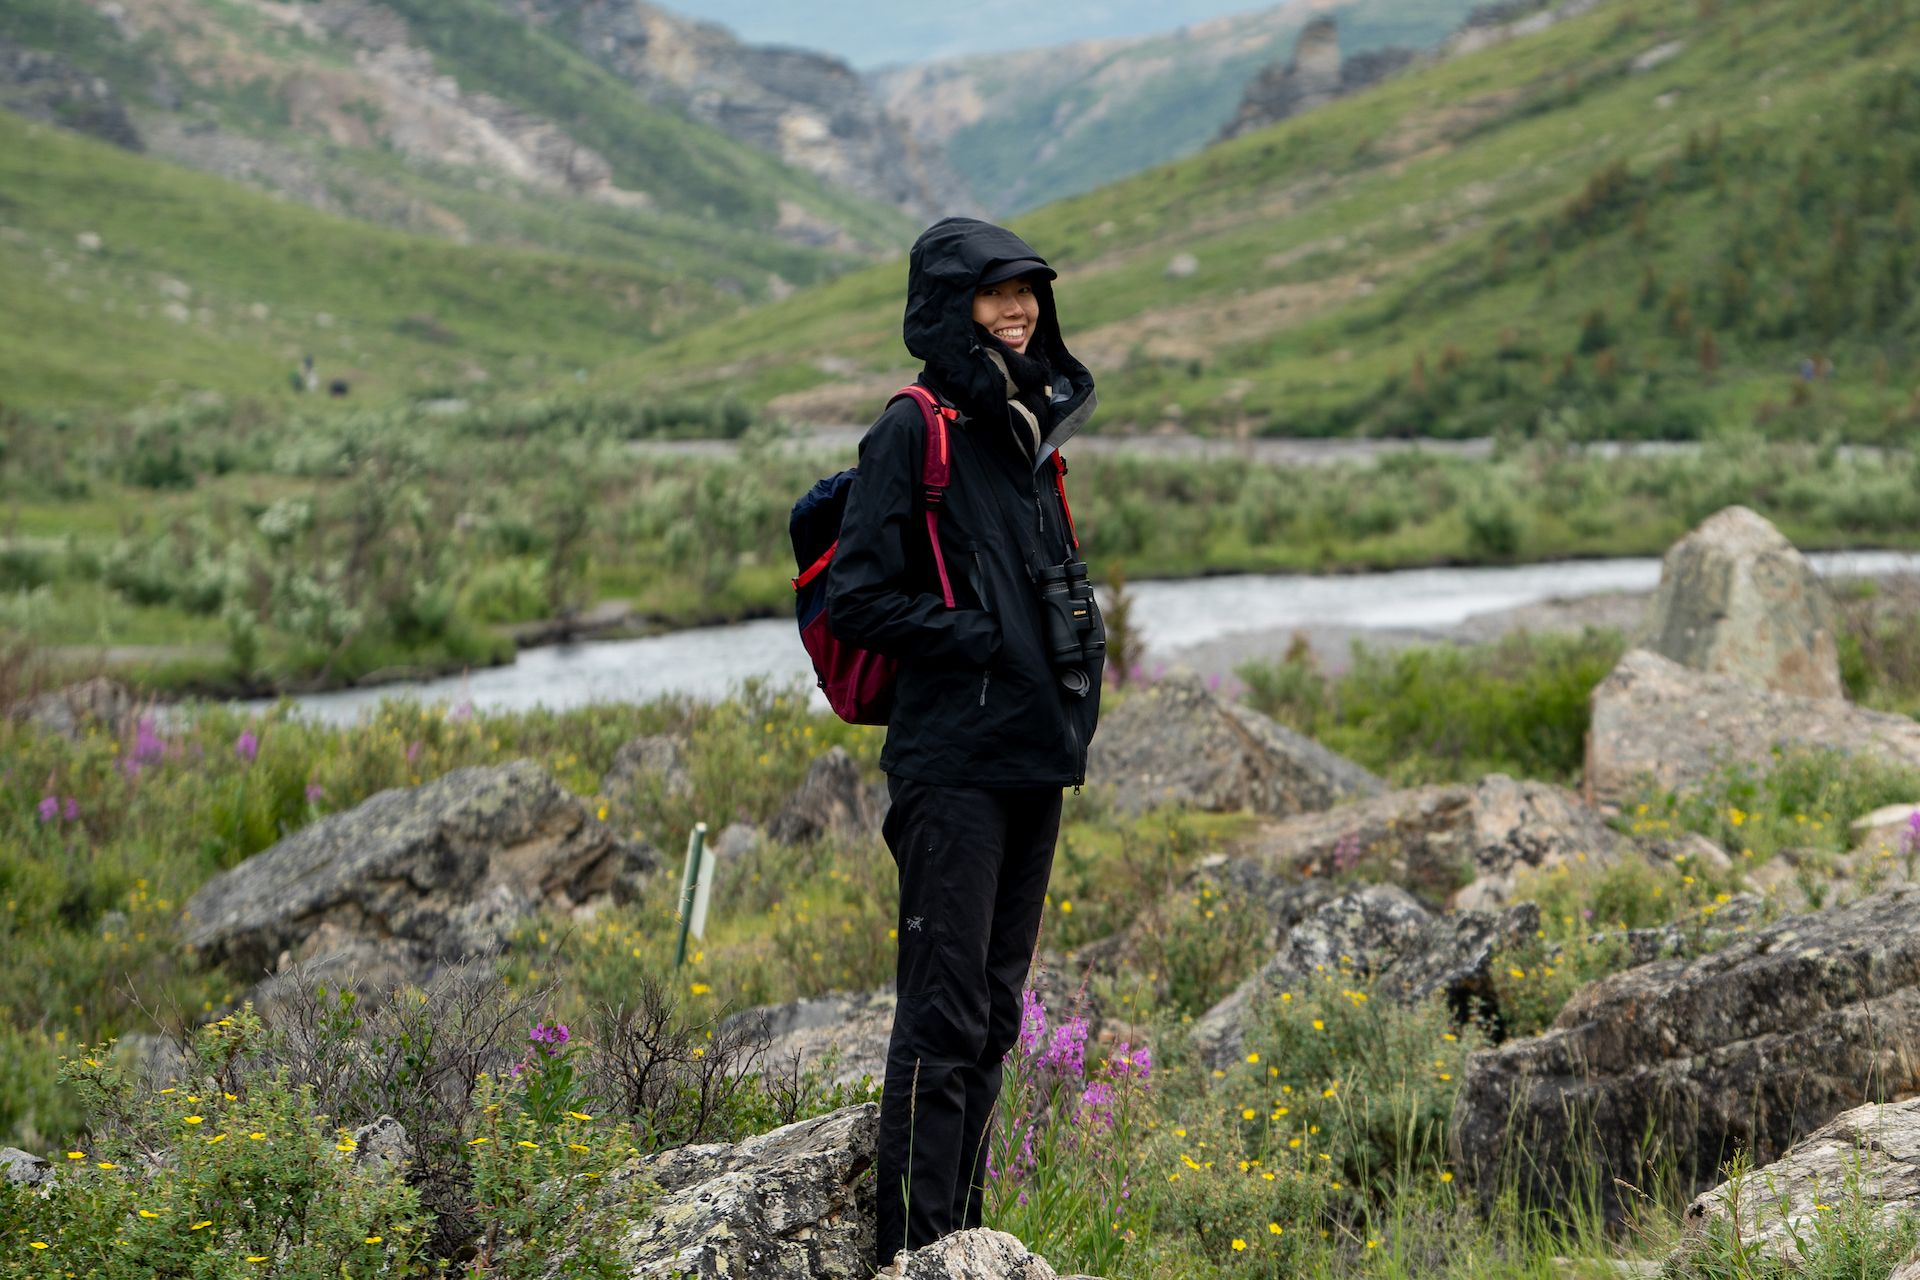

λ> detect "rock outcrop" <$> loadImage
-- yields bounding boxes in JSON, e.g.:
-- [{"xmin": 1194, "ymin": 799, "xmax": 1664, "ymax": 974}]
[
  {"xmin": 1217, "ymin": 17, "xmax": 1416, "ymax": 142},
  {"xmin": 2, "ymin": 1146, "xmax": 55, "ymax": 1189},
  {"xmin": 1088, "ymin": 673, "xmax": 1383, "ymax": 817},
  {"xmin": 0, "ymin": 37, "xmax": 142, "ymax": 150},
  {"xmin": 611, "ymin": 1103, "xmax": 877, "ymax": 1278},
  {"xmin": 1451, "ymin": 887, "xmax": 1920, "ymax": 1225},
  {"xmin": 602, "ymin": 732, "xmax": 692, "ymax": 807},
  {"xmin": 768, "ymin": 747, "xmax": 885, "ymax": 845},
  {"xmin": 1680, "ymin": 1099, "xmax": 1920, "ymax": 1266},
  {"xmin": 509, "ymin": 0, "xmax": 971, "ymax": 221},
  {"xmin": 728, "ymin": 989, "xmax": 896, "ymax": 1088},
  {"xmin": 1232, "ymin": 774, "xmax": 1618, "ymax": 910},
  {"xmin": 1192, "ymin": 885, "xmax": 1538, "ymax": 1068},
  {"xmin": 1642, "ymin": 506, "xmax": 1843, "ymax": 699},
  {"xmin": 1585, "ymin": 650, "xmax": 1920, "ymax": 806},
  {"xmin": 184, "ymin": 762, "xmax": 653, "ymax": 993}
]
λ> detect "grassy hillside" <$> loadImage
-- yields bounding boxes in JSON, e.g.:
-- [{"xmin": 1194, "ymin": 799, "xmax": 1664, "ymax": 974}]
[
  {"xmin": 0, "ymin": 109, "xmax": 727, "ymax": 408},
  {"xmin": 626, "ymin": 0, "xmax": 1920, "ymax": 444},
  {"xmin": 0, "ymin": 0, "xmax": 911, "ymax": 298}
]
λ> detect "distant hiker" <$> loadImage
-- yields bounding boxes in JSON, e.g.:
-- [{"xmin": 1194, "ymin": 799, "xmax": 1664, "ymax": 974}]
[
  {"xmin": 328, "ymin": 379, "xmax": 349, "ymax": 398},
  {"xmin": 288, "ymin": 367, "xmax": 305, "ymax": 392},
  {"xmin": 302, "ymin": 354, "xmax": 317, "ymax": 393},
  {"xmin": 826, "ymin": 217, "xmax": 1104, "ymax": 1273}
]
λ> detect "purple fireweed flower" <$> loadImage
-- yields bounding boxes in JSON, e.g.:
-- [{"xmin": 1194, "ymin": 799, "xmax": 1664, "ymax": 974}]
[
  {"xmin": 1108, "ymin": 1041, "xmax": 1153, "ymax": 1084},
  {"xmin": 36, "ymin": 794, "xmax": 60, "ymax": 823},
  {"xmin": 405, "ymin": 740, "xmax": 423, "ymax": 766},
  {"xmin": 121, "ymin": 716, "xmax": 165, "ymax": 779},
  {"xmin": 1078, "ymin": 1079, "xmax": 1116, "ymax": 1131},
  {"xmin": 234, "ymin": 730, "xmax": 259, "ymax": 764},
  {"xmin": 449, "ymin": 699, "xmax": 474, "ymax": 723},
  {"xmin": 1017, "ymin": 988, "xmax": 1047, "ymax": 1056},
  {"xmin": 1904, "ymin": 810, "xmax": 1920, "ymax": 855},
  {"xmin": 305, "ymin": 782, "xmax": 325, "ymax": 803},
  {"xmin": 1039, "ymin": 1015, "xmax": 1088, "ymax": 1079},
  {"xmin": 529, "ymin": 1023, "xmax": 570, "ymax": 1056},
  {"xmin": 62, "ymin": 797, "xmax": 78, "ymax": 821}
]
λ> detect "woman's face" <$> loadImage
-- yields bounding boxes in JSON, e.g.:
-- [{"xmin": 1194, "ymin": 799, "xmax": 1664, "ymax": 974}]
[{"xmin": 972, "ymin": 275, "xmax": 1040, "ymax": 355}]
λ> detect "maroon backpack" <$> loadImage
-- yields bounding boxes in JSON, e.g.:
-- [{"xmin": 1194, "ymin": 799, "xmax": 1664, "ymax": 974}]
[{"xmin": 789, "ymin": 385, "xmax": 958, "ymax": 725}]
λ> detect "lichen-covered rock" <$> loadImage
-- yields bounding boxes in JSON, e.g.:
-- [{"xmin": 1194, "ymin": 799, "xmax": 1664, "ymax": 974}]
[
  {"xmin": 1451, "ymin": 887, "xmax": 1920, "ymax": 1226},
  {"xmin": 2, "ymin": 1146, "xmax": 54, "ymax": 1189},
  {"xmin": 1642, "ymin": 506, "xmax": 1842, "ymax": 699},
  {"xmin": 1088, "ymin": 673, "xmax": 1382, "ymax": 817},
  {"xmin": 1586, "ymin": 650, "xmax": 1920, "ymax": 806},
  {"xmin": 612, "ymin": 1104, "xmax": 877, "ymax": 1278},
  {"xmin": 1233, "ymin": 775, "xmax": 1617, "ymax": 910},
  {"xmin": 1680, "ymin": 1098, "xmax": 1920, "ymax": 1266},
  {"xmin": 897, "ymin": 1227, "xmax": 1095, "ymax": 1278},
  {"xmin": 768, "ymin": 747, "xmax": 884, "ymax": 845},
  {"xmin": 184, "ymin": 762, "xmax": 653, "ymax": 987},
  {"xmin": 1192, "ymin": 884, "xmax": 1537, "ymax": 1068}
]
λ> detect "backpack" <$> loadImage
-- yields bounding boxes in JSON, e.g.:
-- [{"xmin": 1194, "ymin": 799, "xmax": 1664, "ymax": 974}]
[{"xmin": 790, "ymin": 385, "xmax": 959, "ymax": 725}]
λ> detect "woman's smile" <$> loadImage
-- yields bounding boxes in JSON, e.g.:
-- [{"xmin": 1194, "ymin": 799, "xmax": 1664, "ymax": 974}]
[{"xmin": 973, "ymin": 277, "xmax": 1039, "ymax": 354}]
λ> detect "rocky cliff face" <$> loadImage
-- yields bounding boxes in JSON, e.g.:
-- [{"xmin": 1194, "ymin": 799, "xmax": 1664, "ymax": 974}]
[
  {"xmin": 1218, "ymin": 16, "xmax": 1419, "ymax": 142},
  {"xmin": 508, "ymin": 0, "xmax": 973, "ymax": 221}
]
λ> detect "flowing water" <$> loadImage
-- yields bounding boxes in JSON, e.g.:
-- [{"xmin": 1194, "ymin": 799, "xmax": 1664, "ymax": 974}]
[{"xmin": 255, "ymin": 551, "xmax": 1920, "ymax": 726}]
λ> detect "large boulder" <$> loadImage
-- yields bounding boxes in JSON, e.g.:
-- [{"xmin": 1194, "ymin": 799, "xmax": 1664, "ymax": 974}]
[
  {"xmin": 1087, "ymin": 672, "xmax": 1383, "ymax": 817},
  {"xmin": 184, "ymin": 762, "xmax": 654, "ymax": 990},
  {"xmin": 1642, "ymin": 506, "xmax": 1842, "ymax": 699},
  {"xmin": 1191, "ymin": 884, "xmax": 1538, "ymax": 1069},
  {"xmin": 1233, "ymin": 775, "xmax": 1619, "ymax": 910},
  {"xmin": 610, "ymin": 1103, "xmax": 877, "ymax": 1278},
  {"xmin": 2, "ymin": 1146, "xmax": 54, "ymax": 1188},
  {"xmin": 768, "ymin": 747, "xmax": 886, "ymax": 845},
  {"xmin": 1450, "ymin": 887, "xmax": 1920, "ymax": 1225},
  {"xmin": 1680, "ymin": 1099, "xmax": 1920, "ymax": 1267},
  {"xmin": 1586, "ymin": 650, "xmax": 1920, "ymax": 806}
]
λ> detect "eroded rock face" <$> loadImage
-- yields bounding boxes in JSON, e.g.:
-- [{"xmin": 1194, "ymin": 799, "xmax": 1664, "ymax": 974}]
[
  {"xmin": 612, "ymin": 1104, "xmax": 877, "ymax": 1278},
  {"xmin": 1681, "ymin": 1099, "xmax": 1920, "ymax": 1267},
  {"xmin": 1586, "ymin": 650, "xmax": 1920, "ymax": 806},
  {"xmin": 726, "ymin": 989, "xmax": 896, "ymax": 1088},
  {"xmin": 1451, "ymin": 887, "xmax": 1920, "ymax": 1225},
  {"xmin": 768, "ymin": 747, "xmax": 885, "ymax": 845},
  {"xmin": 1232, "ymin": 775, "xmax": 1617, "ymax": 911},
  {"xmin": 1643, "ymin": 506, "xmax": 1842, "ymax": 699},
  {"xmin": 0, "ymin": 38, "xmax": 142, "ymax": 150},
  {"xmin": 1088, "ymin": 673, "xmax": 1382, "ymax": 818},
  {"xmin": 1192, "ymin": 885, "xmax": 1538, "ymax": 1069},
  {"xmin": 184, "ymin": 762, "xmax": 653, "ymax": 988}
]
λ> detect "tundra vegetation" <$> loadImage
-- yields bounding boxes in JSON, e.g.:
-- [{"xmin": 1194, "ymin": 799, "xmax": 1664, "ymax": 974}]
[{"xmin": 5, "ymin": 623, "xmax": 1920, "ymax": 1275}]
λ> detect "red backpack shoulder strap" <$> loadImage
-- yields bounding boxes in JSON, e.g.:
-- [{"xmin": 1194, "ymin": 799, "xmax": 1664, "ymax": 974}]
[
  {"xmin": 1050, "ymin": 450, "xmax": 1079, "ymax": 551},
  {"xmin": 888, "ymin": 385, "xmax": 959, "ymax": 608}
]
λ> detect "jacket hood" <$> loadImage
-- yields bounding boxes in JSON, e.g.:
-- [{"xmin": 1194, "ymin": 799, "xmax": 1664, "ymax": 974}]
[{"xmin": 903, "ymin": 217, "xmax": 1096, "ymax": 452}]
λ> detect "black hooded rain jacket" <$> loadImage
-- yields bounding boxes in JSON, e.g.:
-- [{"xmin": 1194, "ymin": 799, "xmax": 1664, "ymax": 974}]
[{"xmin": 826, "ymin": 218, "xmax": 1102, "ymax": 787}]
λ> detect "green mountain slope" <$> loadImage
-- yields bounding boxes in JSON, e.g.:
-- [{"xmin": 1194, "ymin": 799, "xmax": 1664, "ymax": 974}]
[
  {"xmin": 0, "ymin": 0, "xmax": 911, "ymax": 291},
  {"xmin": 0, "ymin": 110, "xmax": 725, "ymax": 409},
  {"xmin": 877, "ymin": 0, "xmax": 1486, "ymax": 215},
  {"xmin": 619, "ymin": 0, "xmax": 1920, "ymax": 444}
]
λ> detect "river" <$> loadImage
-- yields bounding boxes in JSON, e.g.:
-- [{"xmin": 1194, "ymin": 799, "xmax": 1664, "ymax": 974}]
[{"xmin": 257, "ymin": 550, "xmax": 1920, "ymax": 726}]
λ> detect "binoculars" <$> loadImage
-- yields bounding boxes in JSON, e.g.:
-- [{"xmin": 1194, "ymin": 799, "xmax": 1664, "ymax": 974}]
[{"xmin": 1033, "ymin": 559, "xmax": 1106, "ymax": 697}]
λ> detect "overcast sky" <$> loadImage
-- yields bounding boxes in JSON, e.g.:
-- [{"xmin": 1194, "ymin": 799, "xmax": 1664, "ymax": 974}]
[{"xmin": 659, "ymin": 1, "xmax": 1295, "ymax": 69}]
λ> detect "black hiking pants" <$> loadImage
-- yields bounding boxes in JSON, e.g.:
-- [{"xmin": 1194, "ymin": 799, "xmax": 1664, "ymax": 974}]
[{"xmin": 873, "ymin": 776, "xmax": 1061, "ymax": 1266}]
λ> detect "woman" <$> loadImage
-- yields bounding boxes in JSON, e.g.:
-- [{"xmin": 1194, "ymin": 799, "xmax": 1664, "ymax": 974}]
[{"xmin": 826, "ymin": 216, "xmax": 1103, "ymax": 1272}]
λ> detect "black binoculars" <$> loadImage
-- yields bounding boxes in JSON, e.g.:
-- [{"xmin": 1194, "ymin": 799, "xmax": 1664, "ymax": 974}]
[{"xmin": 1033, "ymin": 559, "xmax": 1105, "ymax": 697}]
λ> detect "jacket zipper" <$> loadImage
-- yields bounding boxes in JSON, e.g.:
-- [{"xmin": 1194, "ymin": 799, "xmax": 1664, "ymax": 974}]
[{"xmin": 980, "ymin": 671, "xmax": 991, "ymax": 706}]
